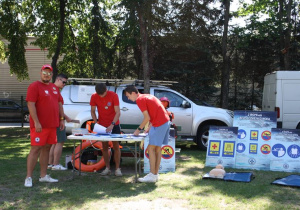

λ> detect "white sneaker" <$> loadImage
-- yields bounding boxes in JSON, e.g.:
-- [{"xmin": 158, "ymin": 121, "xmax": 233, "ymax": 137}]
[
  {"xmin": 39, "ymin": 175, "xmax": 58, "ymax": 183},
  {"xmin": 115, "ymin": 168, "xmax": 122, "ymax": 176},
  {"xmin": 138, "ymin": 173, "xmax": 157, "ymax": 183},
  {"xmin": 100, "ymin": 168, "xmax": 111, "ymax": 176},
  {"xmin": 24, "ymin": 177, "xmax": 32, "ymax": 187},
  {"xmin": 52, "ymin": 164, "xmax": 67, "ymax": 171},
  {"xmin": 47, "ymin": 164, "xmax": 53, "ymax": 169}
]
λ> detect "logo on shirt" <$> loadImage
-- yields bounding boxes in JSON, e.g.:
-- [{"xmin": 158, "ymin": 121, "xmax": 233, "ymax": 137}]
[
  {"xmin": 107, "ymin": 102, "xmax": 112, "ymax": 106},
  {"xmin": 35, "ymin": 137, "xmax": 40, "ymax": 143},
  {"xmin": 53, "ymin": 91, "xmax": 58, "ymax": 94},
  {"xmin": 45, "ymin": 90, "xmax": 49, "ymax": 95},
  {"xmin": 53, "ymin": 87, "xmax": 57, "ymax": 90}
]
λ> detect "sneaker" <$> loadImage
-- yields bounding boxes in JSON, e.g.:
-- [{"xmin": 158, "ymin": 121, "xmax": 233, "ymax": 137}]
[
  {"xmin": 100, "ymin": 168, "xmax": 111, "ymax": 176},
  {"xmin": 47, "ymin": 164, "xmax": 53, "ymax": 169},
  {"xmin": 115, "ymin": 168, "xmax": 122, "ymax": 176},
  {"xmin": 52, "ymin": 164, "xmax": 67, "ymax": 171},
  {"xmin": 24, "ymin": 177, "xmax": 32, "ymax": 187},
  {"xmin": 138, "ymin": 173, "xmax": 157, "ymax": 183},
  {"xmin": 39, "ymin": 175, "xmax": 58, "ymax": 183},
  {"xmin": 156, "ymin": 174, "xmax": 159, "ymax": 181}
]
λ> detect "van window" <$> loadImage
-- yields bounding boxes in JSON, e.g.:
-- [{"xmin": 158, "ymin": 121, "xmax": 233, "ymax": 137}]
[{"xmin": 154, "ymin": 90, "xmax": 184, "ymax": 107}]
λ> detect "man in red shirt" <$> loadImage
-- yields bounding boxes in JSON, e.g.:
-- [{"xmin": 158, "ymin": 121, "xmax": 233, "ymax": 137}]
[
  {"xmin": 24, "ymin": 64, "xmax": 65, "ymax": 187},
  {"xmin": 124, "ymin": 85, "xmax": 170, "ymax": 183},
  {"xmin": 90, "ymin": 83, "xmax": 122, "ymax": 176}
]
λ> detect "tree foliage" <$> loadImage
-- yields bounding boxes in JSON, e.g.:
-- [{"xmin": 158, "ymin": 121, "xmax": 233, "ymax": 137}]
[{"xmin": 0, "ymin": 0, "xmax": 299, "ymax": 109}]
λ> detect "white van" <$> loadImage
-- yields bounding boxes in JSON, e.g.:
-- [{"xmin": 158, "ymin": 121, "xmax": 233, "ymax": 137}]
[{"xmin": 262, "ymin": 71, "xmax": 300, "ymax": 129}]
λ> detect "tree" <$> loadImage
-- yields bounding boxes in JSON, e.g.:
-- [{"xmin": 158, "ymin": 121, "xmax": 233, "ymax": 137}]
[
  {"xmin": 0, "ymin": 0, "xmax": 34, "ymax": 80},
  {"xmin": 220, "ymin": 0, "xmax": 231, "ymax": 109}
]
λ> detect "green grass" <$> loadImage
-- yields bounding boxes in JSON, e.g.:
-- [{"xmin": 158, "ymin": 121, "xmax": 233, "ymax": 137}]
[{"xmin": 1, "ymin": 127, "xmax": 300, "ymax": 209}]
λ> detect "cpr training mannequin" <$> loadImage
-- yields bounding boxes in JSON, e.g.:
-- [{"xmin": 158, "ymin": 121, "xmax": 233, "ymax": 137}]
[{"xmin": 209, "ymin": 164, "xmax": 226, "ymax": 178}]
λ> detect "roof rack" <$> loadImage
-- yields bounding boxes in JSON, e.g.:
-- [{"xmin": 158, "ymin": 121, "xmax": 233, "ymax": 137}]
[{"xmin": 68, "ymin": 78, "xmax": 178, "ymax": 87}]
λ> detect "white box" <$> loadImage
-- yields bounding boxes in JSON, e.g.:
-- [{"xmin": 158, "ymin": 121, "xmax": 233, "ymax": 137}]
[{"xmin": 65, "ymin": 155, "xmax": 72, "ymax": 168}]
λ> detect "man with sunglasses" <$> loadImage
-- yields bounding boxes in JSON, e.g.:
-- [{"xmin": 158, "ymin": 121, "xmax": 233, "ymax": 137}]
[
  {"xmin": 24, "ymin": 65, "xmax": 65, "ymax": 187},
  {"xmin": 48, "ymin": 74, "xmax": 78, "ymax": 171}
]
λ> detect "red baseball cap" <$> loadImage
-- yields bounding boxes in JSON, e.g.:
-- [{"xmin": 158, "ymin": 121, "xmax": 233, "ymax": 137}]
[{"xmin": 41, "ymin": 64, "xmax": 53, "ymax": 71}]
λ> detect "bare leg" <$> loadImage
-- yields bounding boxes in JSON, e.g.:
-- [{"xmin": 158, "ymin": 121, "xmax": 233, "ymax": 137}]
[
  {"xmin": 26, "ymin": 146, "xmax": 42, "ymax": 178},
  {"xmin": 53, "ymin": 142, "xmax": 64, "ymax": 165},
  {"xmin": 112, "ymin": 142, "xmax": 121, "ymax": 169},
  {"xmin": 39, "ymin": 144, "xmax": 52, "ymax": 177},
  {"xmin": 48, "ymin": 144, "xmax": 55, "ymax": 165},
  {"xmin": 102, "ymin": 142, "xmax": 110, "ymax": 169},
  {"xmin": 154, "ymin": 146, "xmax": 162, "ymax": 174},
  {"xmin": 148, "ymin": 145, "xmax": 157, "ymax": 174}
]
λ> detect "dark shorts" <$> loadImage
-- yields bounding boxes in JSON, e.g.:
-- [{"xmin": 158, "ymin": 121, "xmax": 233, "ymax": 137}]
[
  {"xmin": 112, "ymin": 124, "xmax": 121, "ymax": 134},
  {"xmin": 56, "ymin": 127, "xmax": 67, "ymax": 143}
]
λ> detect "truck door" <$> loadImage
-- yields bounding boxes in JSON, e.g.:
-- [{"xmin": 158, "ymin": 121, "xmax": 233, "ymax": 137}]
[
  {"xmin": 153, "ymin": 89, "xmax": 193, "ymax": 135},
  {"xmin": 117, "ymin": 87, "xmax": 144, "ymax": 133}
]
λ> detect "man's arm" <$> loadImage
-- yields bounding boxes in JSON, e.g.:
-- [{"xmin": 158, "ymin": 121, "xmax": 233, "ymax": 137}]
[
  {"xmin": 134, "ymin": 110, "xmax": 150, "ymax": 136},
  {"xmin": 106, "ymin": 105, "xmax": 121, "ymax": 132},
  {"xmin": 27, "ymin": 101, "xmax": 42, "ymax": 132},
  {"xmin": 64, "ymin": 113, "xmax": 79, "ymax": 123},
  {"xmin": 59, "ymin": 102, "xmax": 65, "ymax": 130},
  {"xmin": 91, "ymin": 105, "xmax": 98, "ymax": 123}
]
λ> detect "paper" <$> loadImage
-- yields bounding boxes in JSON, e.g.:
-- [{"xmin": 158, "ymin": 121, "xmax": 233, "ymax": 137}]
[{"xmin": 93, "ymin": 123, "xmax": 111, "ymax": 134}]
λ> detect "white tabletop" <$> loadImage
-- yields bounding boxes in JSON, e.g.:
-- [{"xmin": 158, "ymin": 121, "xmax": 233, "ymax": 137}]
[{"xmin": 67, "ymin": 134, "xmax": 145, "ymax": 142}]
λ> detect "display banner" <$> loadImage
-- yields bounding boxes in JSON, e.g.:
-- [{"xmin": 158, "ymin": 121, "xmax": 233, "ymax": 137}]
[
  {"xmin": 205, "ymin": 126, "xmax": 238, "ymax": 168},
  {"xmin": 144, "ymin": 136, "xmax": 176, "ymax": 173},
  {"xmin": 270, "ymin": 128, "xmax": 300, "ymax": 172},
  {"xmin": 233, "ymin": 111, "xmax": 277, "ymax": 170}
]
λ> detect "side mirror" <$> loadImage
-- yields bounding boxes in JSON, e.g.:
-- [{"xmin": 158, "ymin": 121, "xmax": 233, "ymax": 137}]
[{"xmin": 181, "ymin": 100, "xmax": 191, "ymax": 108}]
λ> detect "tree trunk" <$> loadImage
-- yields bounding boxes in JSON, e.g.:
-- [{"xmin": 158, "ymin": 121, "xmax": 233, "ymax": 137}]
[
  {"xmin": 51, "ymin": 0, "xmax": 66, "ymax": 82},
  {"xmin": 284, "ymin": 0, "xmax": 293, "ymax": 70},
  {"xmin": 136, "ymin": 4, "xmax": 150, "ymax": 93},
  {"xmin": 279, "ymin": 0, "xmax": 285, "ymax": 69},
  {"xmin": 91, "ymin": 0, "xmax": 101, "ymax": 78},
  {"xmin": 221, "ymin": 0, "xmax": 230, "ymax": 109}
]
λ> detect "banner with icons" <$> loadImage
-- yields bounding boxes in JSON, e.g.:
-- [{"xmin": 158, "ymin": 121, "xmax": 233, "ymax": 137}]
[
  {"xmin": 233, "ymin": 111, "xmax": 277, "ymax": 170},
  {"xmin": 144, "ymin": 135, "xmax": 176, "ymax": 173},
  {"xmin": 205, "ymin": 126, "xmax": 238, "ymax": 168},
  {"xmin": 270, "ymin": 128, "xmax": 300, "ymax": 172}
]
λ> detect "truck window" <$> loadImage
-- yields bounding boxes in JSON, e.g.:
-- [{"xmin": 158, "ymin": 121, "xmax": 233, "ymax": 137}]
[
  {"xmin": 154, "ymin": 90, "xmax": 184, "ymax": 107},
  {"xmin": 122, "ymin": 89, "xmax": 144, "ymax": 104}
]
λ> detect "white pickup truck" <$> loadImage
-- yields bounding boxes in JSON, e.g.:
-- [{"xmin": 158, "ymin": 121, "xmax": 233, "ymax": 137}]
[{"xmin": 61, "ymin": 82, "xmax": 233, "ymax": 150}]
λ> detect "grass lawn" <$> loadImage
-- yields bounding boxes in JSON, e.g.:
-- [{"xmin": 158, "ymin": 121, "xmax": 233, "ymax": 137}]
[{"xmin": 1, "ymin": 127, "xmax": 300, "ymax": 209}]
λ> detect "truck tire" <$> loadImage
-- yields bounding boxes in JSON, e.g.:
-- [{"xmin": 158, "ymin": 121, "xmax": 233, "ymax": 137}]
[{"xmin": 196, "ymin": 125, "xmax": 210, "ymax": 151}]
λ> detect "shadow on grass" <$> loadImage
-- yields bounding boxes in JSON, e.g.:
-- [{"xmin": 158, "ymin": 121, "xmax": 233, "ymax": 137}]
[
  {"xmin": 0, "ymin": 128, "xmax": 158, "ymax": 209},
  {"xmin": 1, "ymin": 128, "xmax": 300, "ymax": 209}
]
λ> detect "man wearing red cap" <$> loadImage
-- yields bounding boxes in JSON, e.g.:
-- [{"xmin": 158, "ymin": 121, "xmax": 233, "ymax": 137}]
[{"xmin": 24, "ymin": 64, "xmax": 65, "ymax": 187}]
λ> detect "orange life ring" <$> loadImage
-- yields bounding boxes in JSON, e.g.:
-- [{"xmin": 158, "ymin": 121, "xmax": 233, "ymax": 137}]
[{"xmin": 72, "ymin": 140, "xmax": 111, "ymax": 172}]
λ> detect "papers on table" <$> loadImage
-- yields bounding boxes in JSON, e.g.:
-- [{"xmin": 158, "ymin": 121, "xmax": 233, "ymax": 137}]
[{"xmin": 93, "ymin": 123, "xmax": 111, "ymax": 134}]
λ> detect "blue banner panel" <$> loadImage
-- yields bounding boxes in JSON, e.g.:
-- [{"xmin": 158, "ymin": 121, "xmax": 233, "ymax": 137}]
[
  {"xmin": 233, "ymin": 111, "xmax": 277, "ymax": 170},
  {"xmin": 205, "ymin": 126, "xmax": 238, "ymax": 168}
]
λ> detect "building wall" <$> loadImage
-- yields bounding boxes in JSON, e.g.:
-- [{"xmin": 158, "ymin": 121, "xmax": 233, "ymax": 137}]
[{"xmin": 0, "ymin": 37, "xmax": 54, "ymax": 104}]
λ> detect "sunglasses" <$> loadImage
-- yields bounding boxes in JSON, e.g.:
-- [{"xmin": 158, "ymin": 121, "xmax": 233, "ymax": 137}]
[
  {"xmin": 60, "ymin": 79, "xmax": 67, "ymax": 85},
  {"xmin": 42, "ymin": 70, "xmax": 52, "ymax": 76}
]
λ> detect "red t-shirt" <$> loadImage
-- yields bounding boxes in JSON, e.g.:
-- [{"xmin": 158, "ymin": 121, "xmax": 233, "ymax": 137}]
[
  {"xmin": 90, "ymin": 91, "xmax": 120, "ymax": 127},
  {"xmin": 136, "ymin": 94, "xmax": 169, "ymax": 127},
  {"xmin": 26, "ymin": 81, "xmax": 63, "ymax": 128}
]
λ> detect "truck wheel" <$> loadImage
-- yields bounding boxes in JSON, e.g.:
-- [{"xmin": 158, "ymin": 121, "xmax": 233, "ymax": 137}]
[{"xmin": 196, "ymin": 125, "xmax": 210, "ymax": 150}]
